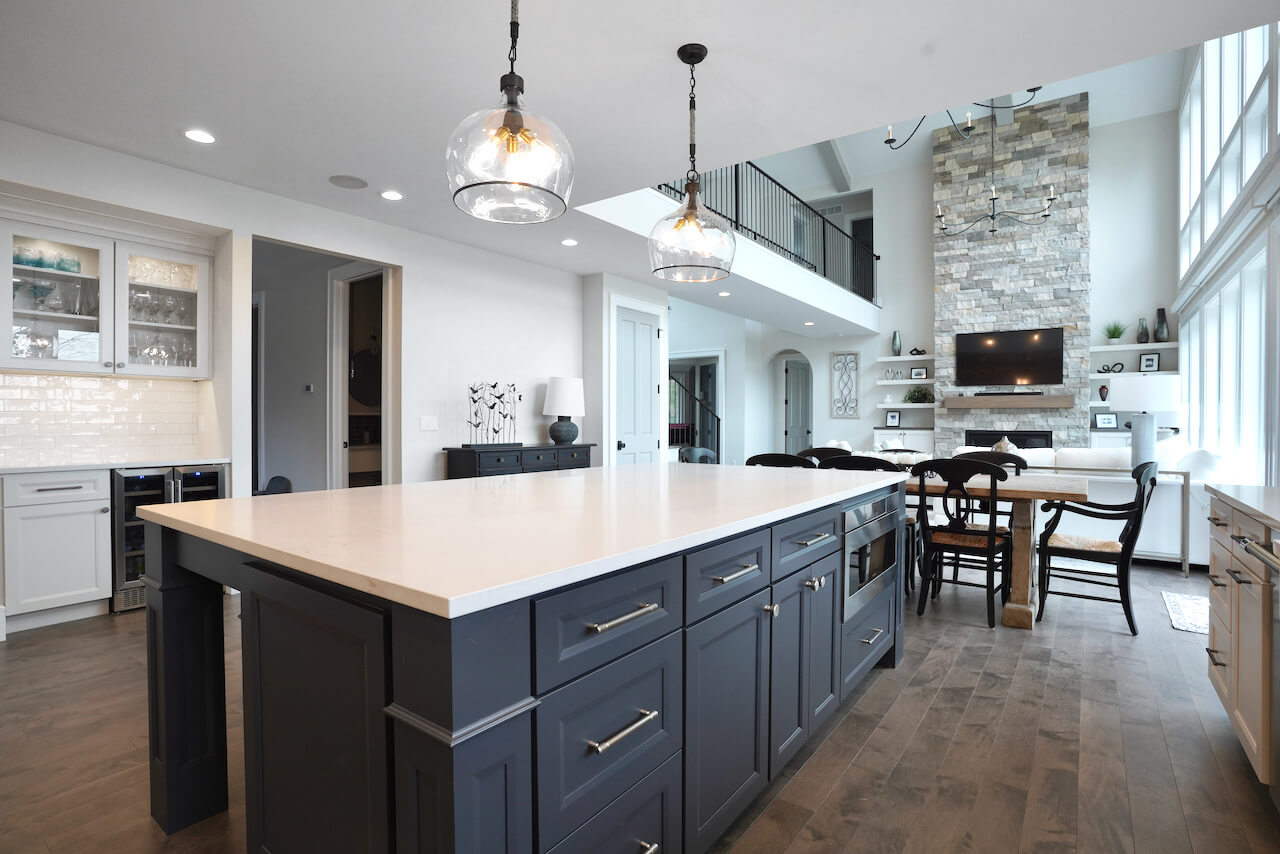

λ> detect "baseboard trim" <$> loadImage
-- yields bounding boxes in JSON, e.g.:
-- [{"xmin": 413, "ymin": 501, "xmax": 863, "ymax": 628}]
[{"xmin": 5, "ymin": 600, "xmax": 109, "ymax": 635}]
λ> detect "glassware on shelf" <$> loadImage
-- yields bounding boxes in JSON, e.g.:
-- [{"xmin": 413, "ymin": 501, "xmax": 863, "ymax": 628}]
[
  {"xmin": 130, "ymin": 290, "xmax": 151, "ymax": 321},
  {"xmin": 162, "ymin": 294, "xmax": 180, "ymax": 325},
  {"xmin": 55, "ymin": 252, "xmax": 81, "ymax": 273},
  {"xmin": 43, "ymin": 284, "xmax": 67, "ymax": 313},
  {"xmin": 12, "ymin": 282, "xmax": 34, "ymax": 311},
  {"xmin": 29, "ymin": 331, "xmax": 56, "ymax": 359},
  {"xmin": 38, "ymin": 249, "xmax": 59, "ymax": 269},
  {"xmin": 16, "ymin": 245, "xmax": 39, "ymax": 267},
  {"xmin": 30, "ymin": 279, "xmax": 55, "ymax": 311}
]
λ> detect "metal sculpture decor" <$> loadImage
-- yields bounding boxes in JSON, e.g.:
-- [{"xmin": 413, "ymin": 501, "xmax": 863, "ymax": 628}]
[
  {"xmin": 466, "ymin": 381, "xmax": 520, "ymax": 447},
  {"xmin": 831, "ymin": 351, "xmax": 860, "ymax": 418}
]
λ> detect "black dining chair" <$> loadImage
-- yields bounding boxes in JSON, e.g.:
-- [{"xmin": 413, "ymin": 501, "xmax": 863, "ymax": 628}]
[
  {"xmin": 679, "ymin": 446, "xmax": 717, "ymax": 464},
  {"xmin": 797, "ymin": 447, "xmax": 851, "ymax": 465},
  {"xmin": 254, "ymin": 475, "xmax": 293, "ymax": 496},
  {"xmin": 745, "ymin": 453, "xmax": 815, "ymax": 468},
  {"xmin": 949, "ymin": 451, "xmax": 1028, "ymax": 579},
  {"xmin": 819, "ymin": 455, "xmax": 920, "ymax": 598},
  {"xmin": 911, "ymin": 458, "xmax": 1012, "ymax": 628},
  {"xmin": 1036, "ymin": 461, "xmax": 1158, "ymax": 635}
]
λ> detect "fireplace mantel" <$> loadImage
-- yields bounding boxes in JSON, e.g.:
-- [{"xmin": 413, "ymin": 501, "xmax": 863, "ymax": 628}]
[{"xmin": 943, "ymin": 394, "xmax": 1075, "ymax": 409}]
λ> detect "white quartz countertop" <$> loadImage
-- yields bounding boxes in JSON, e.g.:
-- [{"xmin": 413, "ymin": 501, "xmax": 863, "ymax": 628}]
[
  {"xmin": 1206, "ymin": 484, "xmax": 1280, "ymax": 529},
  {"xmin": 0, "ymin": 458, "xmax": 230, "ymax": 476},
  {"xmin": 138, "ymin": 463, "xmax": 904, "ymax": 618}
]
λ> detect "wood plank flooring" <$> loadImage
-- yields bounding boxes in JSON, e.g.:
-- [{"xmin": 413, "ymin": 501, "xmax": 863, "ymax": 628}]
[{"xmin": 0, "ymin": 564, "xmax": 1276, "ymax": 853}]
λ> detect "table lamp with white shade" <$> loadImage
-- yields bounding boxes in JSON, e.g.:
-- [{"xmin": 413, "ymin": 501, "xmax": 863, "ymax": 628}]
[
  {"xmin": 544, "ymin": 377, "xmax": 585, "ymax": 444},
  {"xmin": 1105, "ymin": 373, "xmax": 1181, "ymax": 467}
]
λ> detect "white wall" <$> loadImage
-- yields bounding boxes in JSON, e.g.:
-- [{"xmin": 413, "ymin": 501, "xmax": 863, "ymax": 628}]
[
  {"xmin": 1089, "ymin": 111, "xmax": 1180, "ymax": 341},
  {"xmin": 0, "ymin": 119, "xmax": 586, "ymax": 492}
]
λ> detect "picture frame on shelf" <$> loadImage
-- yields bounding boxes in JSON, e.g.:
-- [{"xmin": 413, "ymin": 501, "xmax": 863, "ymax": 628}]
[
  {"xmin": 1138, "ymin": 353, "xmax": 1160, "ymax": 372},
  {"xmin": 1094, "ymin": 412, "xmax": 1119, "ymax": 430},
  {"xmin": 885, "ymin": 410, "xmax": 901, "ymax": 427},
  {"xmin": 909, "ymin": 367, "xmax": 927, "ymax": 380}
]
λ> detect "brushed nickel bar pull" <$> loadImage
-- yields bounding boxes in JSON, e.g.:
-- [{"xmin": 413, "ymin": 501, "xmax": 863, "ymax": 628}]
[
  {"xmin": 587, "ymin": 709, "xmax": 658, "ymax": 754},
  {"xmin": 795, "ymin": 532, "xmax": 834, "ymax": 547},
  {"xmin": 587, "ymin": 602, "xmax": 659, "ymax": 634},
  {"xmin": 861, "ymin": 627, "xmax": 885, "ymax": 644},
  {"xmin": 1224, "ymin": 566, "xmax": 1253, "ymax": 585},
  {"xmin": 1243, "ymin": 539, "xmax": 1280, "ymax": 574},
  {"xmin": 35, "ymin": 485, "xmax": 84, "ymax": 492},
  {"xmin": 712, "ymin": 563, "xmax": 759, "ymax": 584},
  {"xmin": 1206, "ymin": 647, "xmax": 1227, "ymax": 668},
  {"xmin": 1208, "ymin": 516, "xmax": 1229, "ymax": 527},
  {"xmin": 637, "ymin": 843, "xmax": 659, "ymax": 854}
]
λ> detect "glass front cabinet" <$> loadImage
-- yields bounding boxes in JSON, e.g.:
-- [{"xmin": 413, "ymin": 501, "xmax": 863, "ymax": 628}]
[{"xmin": 2, "ymin": 220, "xmax": 211, "ymax": 379}]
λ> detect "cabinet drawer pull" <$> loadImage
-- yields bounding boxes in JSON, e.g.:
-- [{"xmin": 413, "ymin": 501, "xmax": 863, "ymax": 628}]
[
  {"xmin": 35, "ymin": 485, "xmax": 84, "ymax": 492},
  {"xmin": 1241, "ymin": 539, "xmax": 1280, "ymax": 574},
  {"xmin": 1208, "ymin": 516, "xmax": 1229, "ymax": 527},
  {"xmin": 712, "ymin": 563, "xmax": 759, "ymax": 584},
  {"xmin": 1225, "ymin": 566, "xmax": 1253, "ymax": 585},
  {"xmin": 586, "ymin": 709, "xmax": 658, "ymax": 754},
  {"xmin": 805, "ymin": 576, "xmax": 827, "ymax": 590},
  {"xmin": 1208, "ymin": 575, "xmax": 1228, "ymax": 589},
  {"xmin": 1206, "ymin": 647, "xmax": 1227, "ymax": 668},
  {"xmin": 100, "ymin": 506, "xmax": 110, "ymax": 514},
  {"xmin": 860, "ymin": 627, "xmax": 885, "ymax": 645},
  {"xmin": 586, "ymin": 602, "xmax": 659, "ymax": 634},
  {"xmin": 763, "ymin": 603, "xmax": 780, "ymax": 617},
  {"xmin": 794, "ymin": 532, "xmax": 834, "ymax": 547},
  {"xmin": 637, "ymin": 843, "xmax": 659, "ymax": 854}
]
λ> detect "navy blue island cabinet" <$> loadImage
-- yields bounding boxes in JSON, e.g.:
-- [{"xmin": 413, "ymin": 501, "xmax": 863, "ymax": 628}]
[{"xmin": 141, "ymin": 479, "xmax": 904, "ymax": 854}]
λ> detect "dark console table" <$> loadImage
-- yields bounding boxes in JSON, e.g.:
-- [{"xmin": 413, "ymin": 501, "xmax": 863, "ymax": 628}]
[{"xmin": 444, "ymin": 443, "xmax": 594, "ymax": 478}]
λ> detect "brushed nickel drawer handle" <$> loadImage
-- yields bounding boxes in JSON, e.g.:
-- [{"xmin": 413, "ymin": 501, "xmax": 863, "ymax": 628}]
[
  {"xmin": 1243, "ymin": 539, "xmax": 1280, "ymax": 574},
  {"xmin": 861, "ymin": 627, "xmax": 885, "ymax": 645},
  {"xmin": 637, "ymin": 843, "xmax": 659, "ymax": 854},
  {"xmin": 1206, "ymin": 647, "xmax": 1227, "ymax": 668},
  {"xmin": 712, "ymin": 563, "xmax": 759, "ymax": 584},
  {"xmin": 795, "ymin": 532, "xmax": 834, "ymax": 547},
  {"xmin": 587, "ymin": 709, "xmax": 658, "ymax": 754},
  {"xmin": 587, "ymin": 603, "xmax": 659, "ymax": 634},
  {"xmin": 1208, "ymin": 516, "xmax": 1229, "ymax": 527},
  {"xmin": 1225, "ymin": 566, "xmax": 1253, "ymax": 585},
  {"xmin": 35, "ymin": 485, "xmax": 85, "ymax": 492}
]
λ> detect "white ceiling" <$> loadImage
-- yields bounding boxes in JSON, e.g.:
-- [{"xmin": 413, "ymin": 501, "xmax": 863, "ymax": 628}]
[{"xmin": 0, "ymin": 0, "xmax": 1270, "ymax": 328}]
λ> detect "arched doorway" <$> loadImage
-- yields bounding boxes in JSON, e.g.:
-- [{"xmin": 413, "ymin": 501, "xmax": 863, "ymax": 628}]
[{"xmin": 770, "ymin": 350, "xmax": 813, "ymax": 455}]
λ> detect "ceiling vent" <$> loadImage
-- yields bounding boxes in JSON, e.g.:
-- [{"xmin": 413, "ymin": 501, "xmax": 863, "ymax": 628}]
[{"xmin": 818, "ymin": 204, "xmax": 843, "ymax": 217}]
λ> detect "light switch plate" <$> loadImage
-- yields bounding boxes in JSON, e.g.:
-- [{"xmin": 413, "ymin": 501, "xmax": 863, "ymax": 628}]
[{"xmin": 420, "ymin": 415, "xmax": 438, "ymax": 431}]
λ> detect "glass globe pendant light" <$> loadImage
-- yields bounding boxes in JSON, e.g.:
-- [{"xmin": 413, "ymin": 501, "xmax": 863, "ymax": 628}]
[
  {"xmin": 445, "ymin": 0, "xmax": 574, "ymax": 223},
  {"xmin": 649, "ymin": 44, "xmax": 735, "ymax": 283}
]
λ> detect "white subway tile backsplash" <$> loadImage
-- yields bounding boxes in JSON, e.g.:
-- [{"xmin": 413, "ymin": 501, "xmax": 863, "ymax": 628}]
[{"xmin": 0, "ymin": 373, "xmax": 203, "ymax": 467}]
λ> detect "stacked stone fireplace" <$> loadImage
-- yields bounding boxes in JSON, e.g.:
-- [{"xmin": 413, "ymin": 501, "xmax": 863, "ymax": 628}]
[{"xmin": 932, "ymin": 93, "xmax": 1091, "ymax": 454}]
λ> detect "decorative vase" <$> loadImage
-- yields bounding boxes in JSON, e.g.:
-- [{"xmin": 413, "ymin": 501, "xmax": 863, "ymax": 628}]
[
  {"xmin": 891, "ymin": 331, "xmax": 902, "ymax": 357},
  {"xmin": 1136, "ymin": 317, "xmax": 1149, "ymax": 344},
  {"xmin": 1108, "ymin": 338, "xmax": 1121, "ymax": 345},
  {"xmin": 1154, "ymin": 308, "xmax": 1170, "ymax": 342},
  {"xmin": 1099, "ymin": 384, "xmax": 1109, "ymax": 402},
  {"xmin": 548, "ymin": 416, "xmax": 579, "ymax": 445}
]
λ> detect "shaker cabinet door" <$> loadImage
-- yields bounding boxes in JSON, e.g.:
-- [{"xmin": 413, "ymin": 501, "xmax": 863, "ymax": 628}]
[
  {"xmin": 769, "ymin": 570, "xmax": 809, "ymax": 779},
  {"xmin": 2, "ymin": 499, "xmax": 112, "ymax": 614},
  {"xmin": 1232, "ymin": 567, "xmax": 1273, "ymax": 784}
]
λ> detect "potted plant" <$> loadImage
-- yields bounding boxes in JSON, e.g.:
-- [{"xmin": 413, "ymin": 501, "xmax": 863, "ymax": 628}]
[
  {"xmin": 903, "ymin": 386, "xmax": 935, "ymax": 404},
  {"xmin": 1103, "ymin": 321, "xmax": 1128, "ymax": 345}
]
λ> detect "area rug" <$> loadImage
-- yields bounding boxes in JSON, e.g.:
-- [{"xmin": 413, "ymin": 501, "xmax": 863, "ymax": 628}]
[{"xmin": 1161, "ymin": 591, "xmax": 1209, "ymax": 634}]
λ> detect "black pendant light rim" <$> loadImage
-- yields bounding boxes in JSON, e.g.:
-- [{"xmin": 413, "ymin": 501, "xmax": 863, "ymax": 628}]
[
  {"xmin": 651, "ymin": 263, "xmax": 731, "ymax": 282},
  {"xmin": 677, "ymin": 43, "xmax": 708, "ymax": 65},
  {"xmin": 451, "ymin": 181, "xmax": 568, "ymax": 222}
]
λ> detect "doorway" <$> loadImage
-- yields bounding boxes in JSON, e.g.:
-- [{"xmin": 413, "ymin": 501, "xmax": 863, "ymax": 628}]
[
  {"xmin": 669, "ymin": 351, "xmax": 723, "ymax": 463},
  {"xmin": 613, "ymin": 303, "xmax": 663, "ymax": 464},
  {"xmin": 776, "ymin": 352, "xmax": 812, "ymax": 455}
]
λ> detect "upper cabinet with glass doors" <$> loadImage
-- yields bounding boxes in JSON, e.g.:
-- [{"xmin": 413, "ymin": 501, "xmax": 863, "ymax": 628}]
[
  {"xmin": 114, "ymin": 243, "xmax": 210, "ymax": 379},
  {"xmin": 1, "ymin": 220, "xmax": 211, "ymax": 379},
  {"xmin": 2, "ymin": 221, "xmax": 116, "ymax": 373}
]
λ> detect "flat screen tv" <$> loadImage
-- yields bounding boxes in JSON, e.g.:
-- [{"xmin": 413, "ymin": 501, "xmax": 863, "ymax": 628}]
[{"xmin": 955, "ymin": 327, "xmax": 1064, "ymax": 386}]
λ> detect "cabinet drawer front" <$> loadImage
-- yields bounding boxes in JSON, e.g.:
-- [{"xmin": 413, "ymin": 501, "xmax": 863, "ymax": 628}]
[
  {"xmin": 535, "ymin": 557, "xmax": 683, "ymax": 693},
  {"xmin": 1208, "ymin": 498, "xmax": 1233, "ymax": 549},
  {"xmin": 3, "ymin": 469, "xmax": 110, "ymax": 507},
  {"xmin": 559, "ymin": 447, "xmax": 591, "ymax": 468},
  {"xmin": 1232, "ymin": 514, "xmax": 1275, "ymax": 582},
  {"xmin": 840, "ymin": 585, "xmax": 895, "ymax": 702},
  {"xmin": 536, "ymin": 633, "xmax": 682, "ymax": 852},
  {"xmin": 685, "ymin": 529, "xmax": 771, "ymax": 623},
  {"xmin": 1208, "ymin": 608, "xmax": 1232, "ymax": 710},
  {"xmin": 547, "ymin": 751, "xmax": 681, "ymax": 854},
  {"xmin": 1209, "ymin": 538, "xmax": 1232, "ymax": 622},
  {"xmin": 478, "ymin": 450, "xmax": 523, "ymax": 471},
  {"xmin": 524, "ymin": 449, "xmax": 560, "ymax": 470},
  {"xmin": 772, "ymin": 507, "xmax": 842, "ymax": 580}
]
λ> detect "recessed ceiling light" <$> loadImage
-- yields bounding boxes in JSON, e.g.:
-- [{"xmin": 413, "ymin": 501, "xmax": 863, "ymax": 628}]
[
  {"xmin": 380, "ymin": 190, "xmax": 404, "ymax": 201},
  {"xmin": 717, "ymin": 291, "xmax": 731, "ymax": 297},
  {"xmin": 561, "ymin": 238, "xmax": 578, "ymax": 247},
  {"xmin": 804, "ymin": 321, "xmax": 815, "ymax": 326},
  {"xmin": 329, "ymin": 175, "xmax": 369, "ymax": 190},
  {"xmin": 184, "ymin": 129, "xmax": 215, "ymax": 144}
]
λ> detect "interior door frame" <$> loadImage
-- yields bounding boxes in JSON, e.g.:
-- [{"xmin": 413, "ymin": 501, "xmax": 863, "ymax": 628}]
[
  {"xmin": 251, "ymin": 290, "xmax": 266, "ymax": 492},
  {"xmin": 670, "ymin": 348, "xmax": 726, "ymax": 457},
  {"xmin": 781, "ymin": 355, "xmax": 813, "ymax": 455},
  {"xmin": 608, "ymin": 295, "xmax": 667, "ymax": 465},
  {"xmin": 327, "ymin": 262, "xmax": 399, "ymax": 489}
]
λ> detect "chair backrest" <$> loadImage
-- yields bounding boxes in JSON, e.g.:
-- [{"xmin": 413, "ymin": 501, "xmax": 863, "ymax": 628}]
[
  {"xmin": 680, "ymin": 446, "xmax": 717, "ymax": 464},
  {"xmin": 746, "ymin": 453, "xmax": 816, "ymax": 468},
  {"xmin": 262, "ymin": 475, "xmax": 293, "ymax": 494},
  {"xmin": 1120, "ymin": 461, "xmax": 1159, "ymax": 547},
  {"xmin": 908, "ymin": 458, "xmax": 1008, "ymax": 549},
  {"xmin": 955, "ymin": 450, "xmax": 1028, "ymax": 476},
  {"xmin": 819, "ymin": 454, "xmax": 903, "ymax": 473},
  {"xmin": 797, "ymin": 447, "xmax": 851, "ymax": 464}
]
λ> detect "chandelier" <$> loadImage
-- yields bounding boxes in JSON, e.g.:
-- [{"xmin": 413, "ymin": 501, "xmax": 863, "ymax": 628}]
[
  {"xmin": 935, "ymin": 106, "xmax": 1056, "ymax": 237},
  {"xmin": 883, "ymin": 87, "xmax": 1041, "ymax": 149}
]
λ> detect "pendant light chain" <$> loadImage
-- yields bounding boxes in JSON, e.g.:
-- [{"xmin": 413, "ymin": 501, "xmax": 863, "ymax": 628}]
[
  {"xmin": 687, "ymin": 61, "xmax": 698, "ymax": 182},
  {"xmin": 508, "ymin": 0, "xmax": 519, "ymax": 74}
]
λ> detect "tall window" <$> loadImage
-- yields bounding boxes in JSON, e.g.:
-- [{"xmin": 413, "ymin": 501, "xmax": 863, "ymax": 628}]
[
  {"xmin": 1179, "ymin": 23, "xmax": 1277, "ymax": 277},
  {"xmin": 1180, "ymin": 247, "xmax": 1268, "ymax": 483}
]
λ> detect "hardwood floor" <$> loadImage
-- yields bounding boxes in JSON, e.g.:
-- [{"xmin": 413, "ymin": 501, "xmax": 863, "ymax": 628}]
[{"xmin": 0, "ymin": 564, "xmax": 1276, "ymax": 853}]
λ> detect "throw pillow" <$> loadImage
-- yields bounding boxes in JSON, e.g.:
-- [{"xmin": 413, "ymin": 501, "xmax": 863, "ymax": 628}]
[{"xmin": 992, "ymin": 435, "xmax": 1018, "ymax": 453}]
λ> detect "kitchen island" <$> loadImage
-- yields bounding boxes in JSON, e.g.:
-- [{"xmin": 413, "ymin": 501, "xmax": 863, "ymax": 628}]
[{"xmin": 139, "ymin": 463, "xmax": 906, "ymax": 853}]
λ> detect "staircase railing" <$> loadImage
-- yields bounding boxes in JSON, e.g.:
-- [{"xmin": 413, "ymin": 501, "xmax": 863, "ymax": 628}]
[
  {"xmin": 657, "ymin": 161, "xmax": 879, "ymax": 303},
  {"xmin": 668, "ymin": 374, "xmax": 720, "ymax": 463}
]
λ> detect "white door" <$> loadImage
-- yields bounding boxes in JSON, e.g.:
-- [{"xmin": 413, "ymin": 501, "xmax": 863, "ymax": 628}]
[
  {"xmin": 3, "ymin": 500, "xmax": 112, "ymax": 615},
  {"xmin": 784, "ymin": 359, "xmax": 812, "ymax": 455},
  {"xmin": 615, "ymin": 306, "xmax": 661, "ymax": 464}
]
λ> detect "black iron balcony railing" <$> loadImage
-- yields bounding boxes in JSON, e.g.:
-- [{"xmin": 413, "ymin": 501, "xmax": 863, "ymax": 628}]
[{"xmin": 657, "ymin": 161, "xmax": 879, "ymax": 303}]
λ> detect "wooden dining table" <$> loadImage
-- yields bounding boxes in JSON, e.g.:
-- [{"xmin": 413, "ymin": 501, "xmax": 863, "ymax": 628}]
[{"xmin": 906, "ymin": 472, "xmax": 1089, "ymax": 629}]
